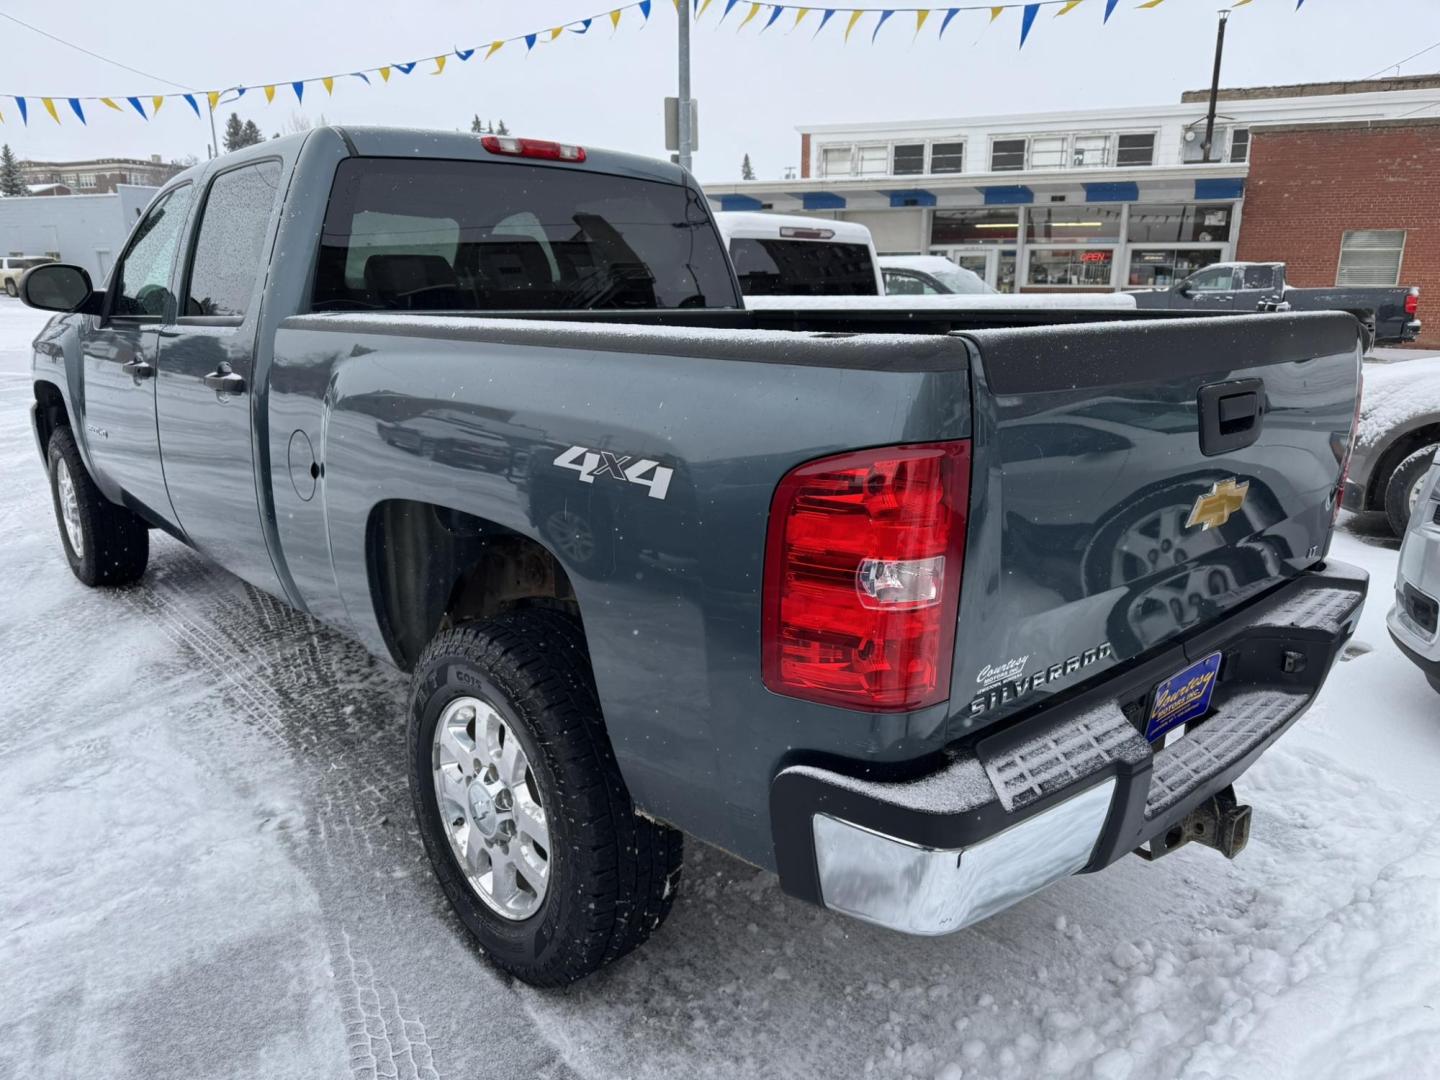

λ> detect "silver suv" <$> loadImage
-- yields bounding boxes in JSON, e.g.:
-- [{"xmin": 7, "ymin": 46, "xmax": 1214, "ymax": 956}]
[{"xmin": 1389, "ymin": 458, "xmax": 1440, "ymax": 692}]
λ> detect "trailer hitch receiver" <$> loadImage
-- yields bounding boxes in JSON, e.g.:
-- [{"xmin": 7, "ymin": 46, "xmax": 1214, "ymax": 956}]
[{"xmin": 1134, "ymin": 785, "xmax": 1252, "ymax": 862}]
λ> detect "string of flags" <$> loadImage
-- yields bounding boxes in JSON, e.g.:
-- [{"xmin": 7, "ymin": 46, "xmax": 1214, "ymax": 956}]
[{"xmin": 0, "ymin": 0, "xmax": 1309, "ymax": 127}]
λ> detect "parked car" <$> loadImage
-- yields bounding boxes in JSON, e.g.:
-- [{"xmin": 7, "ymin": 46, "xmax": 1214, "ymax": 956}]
[
  {"xmin": 25, "ymin": 127, "xmax": 1366, "ymax": 987},
  {"xmin": 1133, "ymin": 261, "xmax": 1420, "ymax": 350},
  {"xmin": 0, "ymin": 255, "xmax": 56, "ymax": 297},
  {"xmin": 879, "ymin": 254, "xmax": 995, "ymax": 296},
  {"xmin": 1389, "ymin": 458, "xmax": 1440, "ymax": 692},
  {"xmin": 1342, "ymin": 359, "xmax": 1440, "ymax": 535},
  {"xmin": 713, "ymin": 211, "xmax": 883, "ymax": 295}
]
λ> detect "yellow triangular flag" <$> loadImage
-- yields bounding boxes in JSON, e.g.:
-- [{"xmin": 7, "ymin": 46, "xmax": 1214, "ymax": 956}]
[
  {"xmin": 485, "ymin": 40, "xmax": 504, "ymax": 59},
  {"xmin": 609, "ymin": 8, "xmax": 623, "ymax": 28},
  {"xmin": 432, "ymin": 55, "xmax": 446, "ymax": 74},
  {"xmin": 152, "ymin": 95, "xmax": 165, "ymax": 114},
  {"xmin": 697, "ymin": 0, "xmax": 715, "ymax": 15},
  {"xmin": 1056, "ymin": 0, "xmax": 1083, "ymax": 13},
  {"xmin": 100, "ymin": 97, "xmax": 123, "ymax": 112},
  {"xmin": 320, "ymin": 76, "xmax": 333, "ymax": 95},
  {"xmin": 739, "ymin": 3, "xmax": 762, "ymax": 29},
  {"xmin": 1137, "ymin": 0, "xmax": 1164, "ymax": 7},
  {"xmin": 42, "ymin": 98, "xmax": 60, "ymax": 123},
  {"xmin": 1231, "ymin": 0, "xmax": 1252, "ymax": 5},
  {"xmin": 915, "ymin": 9, "xmax": 930, "ymax": 33},
  {"xmin": 378, "ymin": 66, "xmax": 391, "ymax": 82},
  {"xmin": 794, "ymin": 7, "xmax": 811, "ymax": 28},
  {"xmin": 264, "ymin": 84, "xmax": 276, "ymax": 102},
  {"xmin": 845, "ymin": 9, "xmax": 864, "ymax": 39},
  {"xmin": 207, "ymin": 90, "xmax": 220, "ymax": 111},
  {"xmin": 550, "ymin": 26, "xmax": 564, "ymax": 40},
  {"xmin": 990, "ymin": 6, "xmax": 1004, "ymax": 21}
]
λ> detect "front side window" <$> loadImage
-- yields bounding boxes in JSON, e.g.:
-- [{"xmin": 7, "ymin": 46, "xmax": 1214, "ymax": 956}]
[
  {"xmin": 883, "ymin": 269, "xmax": 941, "ymax": 296},
  {"xmin": 312, "ymin": 158, "xmax": 738, "ymax": 311},
  {"xmin": 185, "ymin": 160, "xmax": 282, "ymax": 318},
  {"xmin": 112, "ymin": 185, "xmax": 193, "ymax": 318},
  {"xmin": 930, "ymin": 141, "xmax": 965, "ymax": 174},
  {"xmin": 820, "ymin": 146, "xmax": 852, "ymax": 177},
  {"xmin": 991, "ymin": 139, "xmax": 1027, "ymax": 172},
  {"xmin": 1186, "ymin": 265, "xmax": 1237, "ymax": 291},
  {"xmin": 892, "ymin": 144, "xmax": 925, "ymax": 176},
  {"xmin": 1337, "ymin": 229, "xmax": 1406, "ymax": 286},
  {"xmin": 729, "ymin": 239, "xmax": 877, "ymax": 296},
  {"xmin": 1116, "ymin": 133, "xmax": 1156, "ymax": 167}
]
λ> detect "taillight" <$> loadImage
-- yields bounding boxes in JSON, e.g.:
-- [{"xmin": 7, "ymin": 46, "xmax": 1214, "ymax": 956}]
[
  {"xmin": 480, "ymin": 135, "xmax": 586, "ymax": 163},
  {"xmin": 1332, "ymin": 369, "xmax": 1363, "ymax": 528},
  {"xmin": 1406, "ymin": 288, "xmax": 1420, "ymax": 317},
  {"xmin": 762, "ymin": 441, "xmax": 971, "ymax": 711}
]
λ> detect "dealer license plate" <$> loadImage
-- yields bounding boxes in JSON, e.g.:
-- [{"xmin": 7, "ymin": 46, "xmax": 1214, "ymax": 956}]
[{"xmin": 1145, "ymin": 652, "xmax": 1223, "ymax": 743}]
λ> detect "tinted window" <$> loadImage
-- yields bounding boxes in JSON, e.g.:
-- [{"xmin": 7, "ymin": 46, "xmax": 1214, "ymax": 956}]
[
  {"xmin": 185, "ymin": 160, "xmax": 282, "ymax": 317},
  {"xmin": 729, "ymin": 239, "xmax": 877, "ymax": 296},
  {"xmin": 1241, "ymin": 265, "xmax": 1276, "ymax": 290},
  {"xmin": 313, "ymin": 158, "xmax": 737, "ymax": 311},
  {"xmin": 112, "ymin": 185, "xmax": 193, "ymax": 318}
]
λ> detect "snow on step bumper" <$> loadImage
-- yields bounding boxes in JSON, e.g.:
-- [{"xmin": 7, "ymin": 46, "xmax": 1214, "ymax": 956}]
[{"xmin": 770, "ymin": 560, "xmax": 1367, "ymax": 936}]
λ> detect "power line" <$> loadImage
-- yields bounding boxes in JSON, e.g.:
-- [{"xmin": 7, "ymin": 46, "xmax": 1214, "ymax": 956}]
[
  {"xmin": 1361, "ymin": 40, "xmax": 1440, "ymax": 81},
  {"xmin": 0, "ymin": 11, "xmax": 195, "ymax": 92}
]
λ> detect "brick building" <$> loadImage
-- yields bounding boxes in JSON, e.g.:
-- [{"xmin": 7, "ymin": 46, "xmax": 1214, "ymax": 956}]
[
  {"xmin": 1239, "ymin": 118, "xmax": 1440, "ymax": 347},
  {"xmin": 19, "ymin": 155, "xmax": 182, "ymax": 195}
]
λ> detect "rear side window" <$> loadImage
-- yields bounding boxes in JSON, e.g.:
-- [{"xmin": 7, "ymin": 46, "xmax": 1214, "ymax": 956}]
[
  {"xmin": 729, "ymin": 239, "xmax": 878, "ymax": 296},
  {"xmin": 312, "ymin": 157, "xmax": 738, "ymax": 311},
  {"xmin": 185, "ymin": 159, "xmax": 283, "ymax": 318}
]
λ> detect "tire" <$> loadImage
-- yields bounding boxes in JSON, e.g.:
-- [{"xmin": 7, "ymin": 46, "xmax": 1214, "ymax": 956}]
[
  {"xmin": 1383, "ymin": 445, "xmax": 1438, "ymax": 537},
  {"xmin": 5, "ymin": 279, "xmax": 17, "ymax": 298},
  {"xmin": 46, "ymin": 425, "xmax": 149, "ymax": 586},
  {"xmin": 407, "ymin": 609, "xmax": 683, "ymax": 986}
]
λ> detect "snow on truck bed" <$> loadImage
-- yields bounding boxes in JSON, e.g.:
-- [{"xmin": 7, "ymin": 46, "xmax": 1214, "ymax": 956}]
[{"xmin": 744, "ymin": 292, "xmax": 1138, "ymax": 311}]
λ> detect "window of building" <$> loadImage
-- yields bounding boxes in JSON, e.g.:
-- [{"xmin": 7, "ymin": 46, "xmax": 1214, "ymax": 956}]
[
  {"xmin": 930, "ymin": 141, "xmax": 965, "ymax": 173},
  {"xmin": 1027, "ymin": 205, "xmax": 1122, "ymax": 243},
  {"xmin": 1126, "ymin": 204, "xmax": 1233, "ymax": 243},
  {"xmin": 991, "ymin": 139, "xmax": 1027, "ymax": 171},
  {"xmin": 820, "ymin": 146, "xmax": 852, "ymax": 177},
  {"xmin": 1116, "ymin": 133, "xmax": 1156, "ymax": 167},
  {"xmin": 1027, "ymin": 248, "xmax": 1114, "ymax": 288},
  {"xmin": 856, "ymin": 145, "xmax": 888, "ymax": 176},
  {"xmin": 893, "ymin": 143, "xmax": 925, "ymax": 176},
  {"xmin": 1182, "ymin": 127, "xmax": 1229, "ymax": 163},
  {"xmin": 184, "ymin": 160, "xmax": 283, "ymax": 318},
  {"xmin": 931, "ymin": 208, "xmax": 1020, "ymax": 245},
  {"xmin": 1072, "ymin": 135, "xmax": 1110, "ymax": 168},
  {"xmin": 1029, "ymin": 136, "xmax": 1067, "ymax": 169},
  {"xmin": 1229, "ymin": 129, "xmax": 1250, "ymax": 163},
  {"xmin": 1126, "ymin": 248, "xmax": 1224, "ymax": 288},
  {"xmin": 1337, "ymin": 229, "xmax": 1407, "ymax": 286}
]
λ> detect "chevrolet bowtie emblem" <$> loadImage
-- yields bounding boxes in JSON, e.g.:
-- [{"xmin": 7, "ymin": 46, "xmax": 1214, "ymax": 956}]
[{"xmin": 1187, "ymin": 478, "xmax": 1250, "ymax": 531}]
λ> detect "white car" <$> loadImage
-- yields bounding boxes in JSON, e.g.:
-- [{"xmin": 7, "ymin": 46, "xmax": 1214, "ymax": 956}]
[
  {"xmin": 712, "ymin": 212, "xmax": 883, "ymax": 297},
  {"xmin": 0, "ymin": 255, "xmax": 56, "ymax": 297},
  {"xmin": 1389, "ymin": 458, "xmax": 1440, "ymax": 693},
  {"xmin": 879, "ymin": 255, "xmax": 994, "ymax": 296}
]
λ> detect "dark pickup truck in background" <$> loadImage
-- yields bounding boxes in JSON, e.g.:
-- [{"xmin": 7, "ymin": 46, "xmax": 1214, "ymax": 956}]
[
  {"xmin": 1133, "ymin": 260, "xmax": 1420, "ymax": 350},
  {"xmin": 25, "ymin": 127, "xmax": 1366, "ymax": 986}
]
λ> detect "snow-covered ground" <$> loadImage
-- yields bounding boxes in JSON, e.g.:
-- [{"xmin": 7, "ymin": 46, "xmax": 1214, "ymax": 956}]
[{"xmin": 2, "ymin": 299, "xmax": 1438, "ymax": 1080}]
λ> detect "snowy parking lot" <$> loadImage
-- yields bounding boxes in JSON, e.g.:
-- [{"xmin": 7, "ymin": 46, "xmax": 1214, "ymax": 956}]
[{"xmin": 2, "ymin": 299, "xmax": 1438, "ymax": 1080}]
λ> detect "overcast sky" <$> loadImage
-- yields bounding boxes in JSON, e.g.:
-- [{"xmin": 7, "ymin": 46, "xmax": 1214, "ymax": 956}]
[{"xmin": 1, "ymin": 0, "xmax": 1434, "ymax": 183}]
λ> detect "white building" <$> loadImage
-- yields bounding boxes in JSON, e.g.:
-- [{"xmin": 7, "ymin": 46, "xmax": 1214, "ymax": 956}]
[
  {"xmin": 0, "ymin": 185, "xmax": 157, "ymax": 282},
  {"xmin": 704, "ymin": 75, "xmax": 1440, "ymax": 293}
]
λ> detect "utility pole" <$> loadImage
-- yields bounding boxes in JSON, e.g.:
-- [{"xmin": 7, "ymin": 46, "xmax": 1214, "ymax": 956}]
[
  {"xmin": 1200, "ymin": 10, "xmax": 1229, "ymax": 164},
  {"xmin": 677, "ymin": 0, "xmax": 693, "ymax": 173}
]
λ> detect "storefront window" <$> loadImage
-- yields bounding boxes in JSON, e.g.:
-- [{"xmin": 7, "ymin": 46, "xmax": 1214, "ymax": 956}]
[
  {"xmin": 1126, "ymin": 248, "xmax": 1224, "ymax": 288},
  {"xmin": 932, "ymin": 208, "xmax": 1020, "ymax": 245},
  {"xmin": 1026, "ymin": 206, "xmax": 1122, "ymax": 243},
  {"xmin": 1126, "ymin": 203, "xmax": 1233, "ymax": 243},
  {"xmin": 1027, "ymin": 248, "xmax": 1115, "ymax": 288}
]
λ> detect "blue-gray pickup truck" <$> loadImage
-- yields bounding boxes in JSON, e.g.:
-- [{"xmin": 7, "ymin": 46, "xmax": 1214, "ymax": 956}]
[{"xmin": 25, "ymin": 128, "xmax": 1368, "ymax": 986}]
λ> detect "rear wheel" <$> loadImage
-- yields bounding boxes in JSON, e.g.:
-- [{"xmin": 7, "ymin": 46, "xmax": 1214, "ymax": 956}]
[
  {"xmin": 5, "ymin": 279, "xmax": 17, "ymax": 298},
  {"xmin": 1383, "ymin": 445, "xmax": 1438, "ymax": 537},
  {"xmin": 46, "ymin": 426, "xmax": 149, "ymax": 586},
  {"xmin": 407, "ymin": 609, "xmax": 683, "ymax": 986}
]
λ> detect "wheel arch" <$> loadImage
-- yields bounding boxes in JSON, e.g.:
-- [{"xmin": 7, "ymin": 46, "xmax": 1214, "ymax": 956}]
[
  {"xmin": 32, "ymin": 378, "xmax": 69, "ymax": 459},
  {"xmin": 365, "ymin": 499, "xmax": 582, "ymax": 672},
  {"xmin": 1366, "ymin": 421, "xmax": 1440, "ymax": 510}
]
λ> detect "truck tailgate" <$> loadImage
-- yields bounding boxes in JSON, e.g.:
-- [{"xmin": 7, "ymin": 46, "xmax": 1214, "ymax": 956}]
[{"xmin": 951, "ymin": 311, "xmax": 1359, "ymax": 734}]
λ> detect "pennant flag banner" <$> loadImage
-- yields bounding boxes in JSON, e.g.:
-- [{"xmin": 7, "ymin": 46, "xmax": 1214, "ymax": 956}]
[{"xmin": 0, "ymin": 0, "xmax": 1305, "ymax": 128}]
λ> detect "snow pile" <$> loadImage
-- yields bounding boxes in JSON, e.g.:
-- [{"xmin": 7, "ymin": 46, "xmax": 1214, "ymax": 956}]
[{"xmin": 1357, "ymin": 357, "xmax": 1440, "ymax": 450}]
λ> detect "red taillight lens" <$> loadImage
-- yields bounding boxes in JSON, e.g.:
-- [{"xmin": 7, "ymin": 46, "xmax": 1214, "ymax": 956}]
[
  {"xmin": 762, "ymin": 441, "xmax": 971, "ymax": 711},
  {"xmin": 480, "ymin": 135, "xmax": 586, "ymax": 162},
  {"xmin": 1406, "ymin": 289, "xmax": 1420, "ymax": 316}
]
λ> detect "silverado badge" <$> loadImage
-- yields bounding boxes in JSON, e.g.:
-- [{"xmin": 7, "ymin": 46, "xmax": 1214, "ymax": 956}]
[{"xmin": 1186, "ymin": 478, "xmax": 1249, "ymax": 531}]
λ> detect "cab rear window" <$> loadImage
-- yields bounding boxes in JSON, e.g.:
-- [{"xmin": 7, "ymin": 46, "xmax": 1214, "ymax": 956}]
[
  {"xmin": 311, "ymin": 157, "xmax": 738, "ymax": 312},
  {"xmin": 728, "ymin": 239, "xmax": 878, "ymax": 296}
]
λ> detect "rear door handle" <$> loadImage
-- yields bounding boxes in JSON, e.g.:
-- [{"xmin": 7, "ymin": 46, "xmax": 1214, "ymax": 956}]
[
  {"xmin": 203, "ymin": 361, "xmax": 246, "ymax": 395},
  {"xmin": 121, "ymin": 359, "xmax": 154, "ymax": 380}
]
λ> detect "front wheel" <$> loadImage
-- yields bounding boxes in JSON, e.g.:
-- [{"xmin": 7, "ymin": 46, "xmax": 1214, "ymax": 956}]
[
  {"xmin": 47, "ymin": 426, "xmax": 149, "ymax": 586},
  {"xmin": 5, "ymin": 279, "xmax": 17, "ymax": 298},
  {"xmin": 1384, "ymin": 445, "xmax": 1438, "ymax": 537},
  {"xmin": 407, "ymin": 609, "xmax": 683, "ymax": 986}
]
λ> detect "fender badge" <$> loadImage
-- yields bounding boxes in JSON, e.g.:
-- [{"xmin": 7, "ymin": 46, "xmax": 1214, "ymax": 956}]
[{"xmin": 1186, "ymin": 478, "xmax": 1249, "ymax": 531}]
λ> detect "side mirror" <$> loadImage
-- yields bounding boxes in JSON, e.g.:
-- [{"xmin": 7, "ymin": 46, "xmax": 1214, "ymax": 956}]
[
  {"xmin": 21, "ymin": 263, "xmax": 101, "ymax": 314},
  {"xmin": 1175, "ymin": 282, "xmax": 1194, "ymax": 297}
]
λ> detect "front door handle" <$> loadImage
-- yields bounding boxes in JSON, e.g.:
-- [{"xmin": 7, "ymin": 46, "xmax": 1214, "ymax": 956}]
[
  {"xmin": 203, "ymin": 361, "xmax": 246, "ymax": 395},
  {"xmin": 121, "ymin": 359, "xmax": 154, "ymax": 380}
]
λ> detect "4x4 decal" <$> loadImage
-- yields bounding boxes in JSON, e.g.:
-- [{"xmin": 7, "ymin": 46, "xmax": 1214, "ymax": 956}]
[{"xmin": 553, "ymin": 445, "xmax": 674, "ymax": 501}]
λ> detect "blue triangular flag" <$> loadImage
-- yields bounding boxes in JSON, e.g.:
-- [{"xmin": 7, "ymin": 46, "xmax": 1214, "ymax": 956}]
[
  {"xmin": 68, "ymin": 98, "xmax": 85, "ymax": 124},
  {"xmin": 939, "ymin": 8, "xmax": 959, "ymax": 37},
  {"xmin": 14, "ymin": 97, "xmax": 26, "ymax": 125},
  {"xmin": 455, "ymin": 47, "xmax": 475, "ymax": 60},
  {"xmin": 1104, "ymin": 0, "xmax": 1119, "ymax": 20},
  {"xmin": 351, "ymin": 71, "xmax": 371, "ymax": 84},
  {"xmin": 525, "ymin": 33, "xmax": 537, "ymax": 49},
  {"xmin": 815, "ymin": 8, "xmax": 835, "ymax": 34},
  {"xmin": 763, "ymin": 4, "xmax": 785, "ymax": 30},
  {"xmin": 394, "ymin": 61, "xmax": 417, "ymax": 74},
  {"xmin": 1019, "ymin": 3, "xmax": 1039, "ymax": 47},
  {"xmin": 182, "ymin": 93, "xmax": 200, "ymax": 117},
  {"xmin": 235, "ymin": 87, "xmax": 247, "ymax": 98},
  {"xmin": 574, "ymin": 17, "xmax": 593, "ymax": 31},
  {"xmin": 871, "ymin": 9, "xmax": 894, "ymax": 42},
  {"xmin": 127, "ymin": 96, "xmax": 147, "ymax": 119},
  {"xmin": 640, "ymin": 0, "xmax": 652, "ymax": 18},
  {"xmin": 721, "ymin": 0, "xmax": 741, "ymax": 21},
  {"xmin": 292, "ymin": 81, "xmax": 305, "ymax": 102}
]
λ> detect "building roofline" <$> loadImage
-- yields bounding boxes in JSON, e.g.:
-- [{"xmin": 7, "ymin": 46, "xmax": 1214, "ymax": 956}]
[
  {"xmin": 1180, "ymin": 73, "xmax": 1440, "ymax": 103},
  {"xmin": 1252, "ymin": 116, "xmax": 1440, "ymax": 135}
]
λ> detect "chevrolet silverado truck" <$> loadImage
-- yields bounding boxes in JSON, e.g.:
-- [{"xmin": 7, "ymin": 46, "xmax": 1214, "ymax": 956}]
[
  {"xmin": 25, "ymin": 128, "xmax": 1367, "ymax": 987},
  {"xmin": 1133, "ymin": 260, "xmax": 1420, "ymax": 350}
]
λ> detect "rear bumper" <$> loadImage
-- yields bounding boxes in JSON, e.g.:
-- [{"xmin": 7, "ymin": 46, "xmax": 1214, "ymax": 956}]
[{"xmin": 770, "ymin": 560, "xmax": 1367, "ymax": 935}]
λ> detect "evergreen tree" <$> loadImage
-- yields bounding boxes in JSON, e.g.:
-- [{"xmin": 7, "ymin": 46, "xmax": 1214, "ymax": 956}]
[
  {"xmin": 470, "ymin": 114, "xmax": 484, "ymax": 134},
  {"xmin": 222, "ymin": 112, "xmax": 246, "ymax": 152},
  {"xmin": 240, "ymin": 119, "xmax": 263, "ymax": 147},
  {"xmin": 741, "ymin": 153, "xmax": 755, "ymax": 181},
  {"xmin": 495, "ymin": 119, "xmax": 509, "ymax": 136},
  {"xmin": 0, "ymin": 144, "xmax": 25, "ymax": 196}
]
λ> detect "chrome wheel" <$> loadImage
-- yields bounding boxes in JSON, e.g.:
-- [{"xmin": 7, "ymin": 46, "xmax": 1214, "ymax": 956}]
[
  {"xmin": 55, "ymin": 458, "xmax": 83, "ymax": 558},
  {"xmin": 1409, "ymin": 472, "xmax": 1427, "ymax": 517},
  {"xmin": 432, "ymin": 695, "xmax": 550, "ymax": 920}
]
